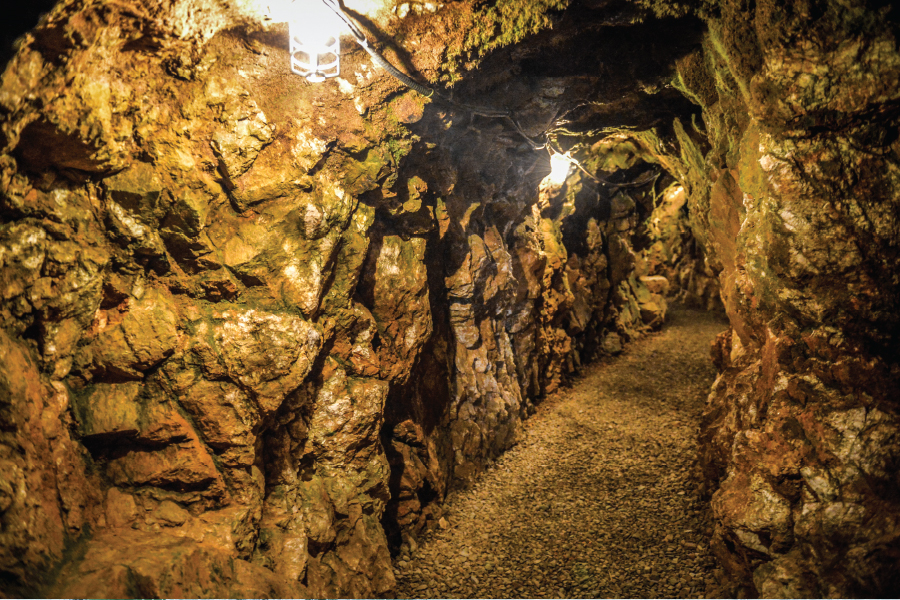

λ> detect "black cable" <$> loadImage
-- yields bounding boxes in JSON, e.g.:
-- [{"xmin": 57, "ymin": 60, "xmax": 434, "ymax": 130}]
[
  {"xmin": 361, "ymin": 45, "xmax": 435, "ymax": 98},
  {"xmin": 325, "ymin": 1, "xmax": 654, "ymax": 187},
  {"xmin": 322, "ymin": 0, "xmax": 545, "ymax": 149}
]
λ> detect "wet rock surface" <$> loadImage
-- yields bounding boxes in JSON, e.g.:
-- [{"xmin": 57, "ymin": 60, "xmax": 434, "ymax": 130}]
[{"xmin": 393, "ymin": 307, "xmax": 727, "ymax": 599}]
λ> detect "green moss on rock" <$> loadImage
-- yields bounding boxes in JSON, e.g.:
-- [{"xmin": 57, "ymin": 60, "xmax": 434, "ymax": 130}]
[{"xmin": 442, "ymin": 0, "xmax": 570, "ymax": 80}]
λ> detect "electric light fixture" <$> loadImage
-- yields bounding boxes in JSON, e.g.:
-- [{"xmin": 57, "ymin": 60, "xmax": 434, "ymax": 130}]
[
  {"xmin": 287, "ymin": 0, "xmax": 345, "ymax": 81},
  {"xmin": 547, "ymin": 151, "xmax": 574, "ymax": 186}
]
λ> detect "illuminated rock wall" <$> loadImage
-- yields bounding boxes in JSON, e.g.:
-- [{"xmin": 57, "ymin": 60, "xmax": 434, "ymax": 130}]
[
  {"xmin": 0, "ymin": 1, "xmax": 686, "ymax": 596},
  {"xmin": 661, "ymin": 1, "xmax": 900, "ymax": 595},
  {"xmin": 6, "ymin": 0, "xmax": 895, "ymax": 596}
]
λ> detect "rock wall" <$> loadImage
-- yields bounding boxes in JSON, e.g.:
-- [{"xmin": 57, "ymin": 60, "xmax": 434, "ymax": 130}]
[
  {"xmin": 649, "ymin": 0, "xmax": 900, "ymax": 595},
  {"xmin": 381, "ymin": 132, "xmax": 686, "ymax": 552},
  {"xmin": 0, "ymin": 0, "xmax": 699, "ymax": 596},
  {"xmin": 643, "ymin": 183, "xmax": 721, "ymax": 310}
]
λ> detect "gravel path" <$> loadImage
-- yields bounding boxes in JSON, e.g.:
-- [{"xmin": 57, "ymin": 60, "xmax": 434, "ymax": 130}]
[{"xmin": 391, "ymin": 307, "xmax": 729, "ymax": 599}]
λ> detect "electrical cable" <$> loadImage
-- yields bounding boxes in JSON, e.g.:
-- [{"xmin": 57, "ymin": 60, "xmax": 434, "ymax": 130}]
[
  {"xmin": 322, "ymin": 0, "xmax": 545, "ymax": 150},
  {"xmin": 322, "ymin": 0, "xmax": 662, "ymax": 193},
  {"xmin": 321, "ymin": 1, "xmax": 663, "ymax": 180}
]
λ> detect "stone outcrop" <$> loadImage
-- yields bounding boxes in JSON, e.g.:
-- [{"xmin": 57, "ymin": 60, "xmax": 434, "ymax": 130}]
[
  {"xmin": 642, "ymin": 183, "xmax": 721, "ymax": 310},
  {"xmin": 655, "ymin": 1, "xmax": 900, "ymax": 596}
]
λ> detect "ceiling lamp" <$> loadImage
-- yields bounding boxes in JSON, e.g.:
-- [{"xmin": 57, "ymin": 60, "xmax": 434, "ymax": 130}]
[
  {"xmin": 288, "ymin": 0, "xmax": 345, "ymax": 81},
  {"xmin": 547, "ymin": 151, "xmax": 574, "ymax": 186}
]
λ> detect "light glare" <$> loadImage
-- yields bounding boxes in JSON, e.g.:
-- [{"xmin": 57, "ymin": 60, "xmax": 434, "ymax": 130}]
[{"xmin": 548, "ymin": 152, "xmax": 572, "ymax": 185}]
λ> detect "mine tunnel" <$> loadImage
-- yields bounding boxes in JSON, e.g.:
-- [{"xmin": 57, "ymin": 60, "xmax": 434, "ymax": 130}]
[{"xmin": 1, "ymin": 0, "xmax": 899, "ymax": 598}]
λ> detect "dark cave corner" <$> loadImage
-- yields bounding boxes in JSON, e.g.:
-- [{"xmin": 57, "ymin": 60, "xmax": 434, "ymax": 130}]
[{"xmin": 1, "ymin": 0, "xmax": 899, "ymax": 598}]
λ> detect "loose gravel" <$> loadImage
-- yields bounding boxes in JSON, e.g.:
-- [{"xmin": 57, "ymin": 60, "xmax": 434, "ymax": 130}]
[{"xmin": 391, "ymin": 307, "xmax": 729, "ymax": 599}]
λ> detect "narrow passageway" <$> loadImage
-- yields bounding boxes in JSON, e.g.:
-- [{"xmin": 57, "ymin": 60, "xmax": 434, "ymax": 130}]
[{"xmin": 393, "ymin": 308, "xmax": 729, "ymax": 599}]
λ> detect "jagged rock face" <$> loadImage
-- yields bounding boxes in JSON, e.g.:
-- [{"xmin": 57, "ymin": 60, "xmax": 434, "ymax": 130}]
[
  {"xmin": 644, "ymin": 184, "xmax": 721, "ymax": 310},
  {"xmin": 0, "ymin": 0, "xmax": 700, "ymax": 597},
  {"xmin": 661, "ymin": 1, "xmax": 900, "ymax": 596}
]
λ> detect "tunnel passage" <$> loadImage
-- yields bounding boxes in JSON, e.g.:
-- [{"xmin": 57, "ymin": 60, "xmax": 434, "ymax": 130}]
[
  {"xmin": 1, "ymin": 0, "xmax": 900, "ymax": 598},
  {"xmin": 369, "ymin": 5, "xmax": 716, "ymax": 554}
]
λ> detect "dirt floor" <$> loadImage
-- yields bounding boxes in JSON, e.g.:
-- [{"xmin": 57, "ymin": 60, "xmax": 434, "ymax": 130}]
[{"xmin": 391, "ymin": 307, "xmax": 730, "ymax": 599}]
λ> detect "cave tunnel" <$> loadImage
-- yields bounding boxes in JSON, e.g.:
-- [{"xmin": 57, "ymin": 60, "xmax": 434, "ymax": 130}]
[{"xmin": 1, "ymin": 0, "xmax": 899, "ymax": 598}]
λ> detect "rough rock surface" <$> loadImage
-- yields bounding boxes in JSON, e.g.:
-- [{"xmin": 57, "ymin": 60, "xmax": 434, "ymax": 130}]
[
  {"xmin": 665, "ymin": 2, "xmax": 900, "ymax": 596},
  {"xmin": 0, "ymin": 0, "xmax": 703, "ymax": 597},
  {"xmin": 2, "ymin": 0, "xmax": 897, "ymax": 597},
  {"xmin": 643, "ymin": 184, "xmax": 721, "ymax": 310}
]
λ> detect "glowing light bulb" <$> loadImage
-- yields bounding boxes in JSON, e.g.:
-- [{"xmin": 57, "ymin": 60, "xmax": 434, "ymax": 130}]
[
  {"xmin": 288, "ymin": 0, "xmax": 345, "ymax": 81},
  {"xmin": 547, "ymin": 151, "xmax": 573, "ymax": 186}
]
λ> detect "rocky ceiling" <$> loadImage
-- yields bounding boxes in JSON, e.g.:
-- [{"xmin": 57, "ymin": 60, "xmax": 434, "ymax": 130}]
[{"xmin": 1, "ymin": 0, "xmax": 900, "ymax": 598}]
